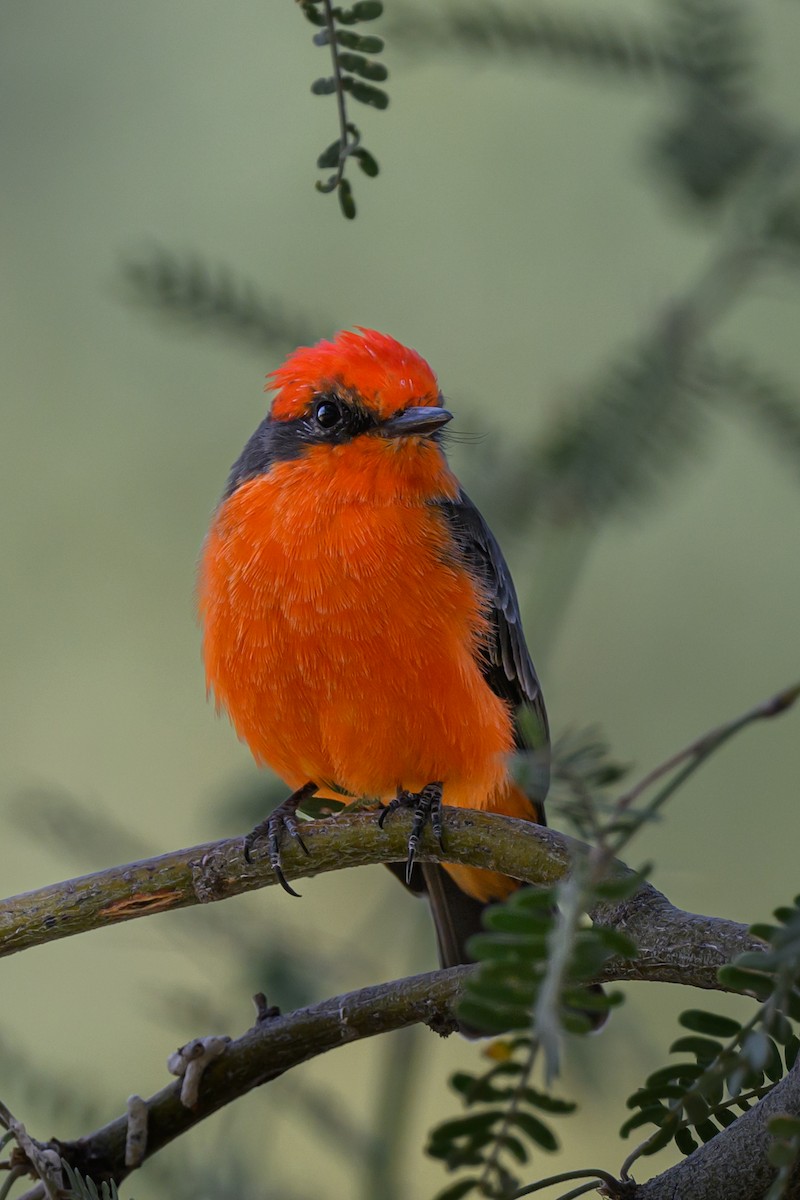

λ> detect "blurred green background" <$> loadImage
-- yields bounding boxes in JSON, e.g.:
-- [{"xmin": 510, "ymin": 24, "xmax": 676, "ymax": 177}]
[{"xmin": 2, "ymin": 2, "xmax": 800, "ymax": 1197}]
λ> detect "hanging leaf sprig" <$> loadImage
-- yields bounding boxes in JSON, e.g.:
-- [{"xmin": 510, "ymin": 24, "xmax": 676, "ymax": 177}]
[{"xmin": 300, "ymin": 0, "xmax": 388, "ymax": 218}]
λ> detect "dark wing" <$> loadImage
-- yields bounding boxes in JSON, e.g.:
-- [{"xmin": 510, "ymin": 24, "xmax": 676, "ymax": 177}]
[
  {"xmin": 386, "ymin": 488, "xmax": 552, "ymax": 998},
  {"xmin": 438, "ymin": 489, "xmax": 550, "ymax": 811}
]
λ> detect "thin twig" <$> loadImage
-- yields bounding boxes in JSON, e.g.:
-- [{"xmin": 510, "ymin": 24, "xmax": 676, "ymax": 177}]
[
  {"xmin": 511, "ymin": 1167, "xmax": 623, "ymax": 1198},
  {"xmin": 613, "ymin": 682, "xmax": 800, "ymax": 817},
  {"xmin": 316, "ymin": 0, "xmax": 355, "ymax": 193}
]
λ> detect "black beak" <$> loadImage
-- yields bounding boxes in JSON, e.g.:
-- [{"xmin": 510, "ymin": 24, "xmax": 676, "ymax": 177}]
[{"xmin": 379, "ymin": 406, "xmax": 453, "ymax": 438}]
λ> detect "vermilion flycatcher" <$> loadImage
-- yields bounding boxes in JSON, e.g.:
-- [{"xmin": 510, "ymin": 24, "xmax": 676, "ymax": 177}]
[{"xmin": 198, "ymin": 328, "xmax": 549, "ymax": 968}]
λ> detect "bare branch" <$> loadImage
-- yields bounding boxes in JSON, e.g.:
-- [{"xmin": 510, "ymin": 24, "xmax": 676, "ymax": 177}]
[{"xmin": 57, "ymin": 966, "xmax": 473, "ymax": 1187}]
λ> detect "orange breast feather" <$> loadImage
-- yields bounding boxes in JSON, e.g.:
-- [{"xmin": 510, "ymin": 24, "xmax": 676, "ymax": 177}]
[{"xmin": 199, "ymin": 439, "xmax": 516, "ymax": 816}]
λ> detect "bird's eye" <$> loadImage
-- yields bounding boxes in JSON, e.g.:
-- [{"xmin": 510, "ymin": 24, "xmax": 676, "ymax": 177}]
[{"xmin": 314, "ymin": 399, "xmax": 342, "ymax": 429}]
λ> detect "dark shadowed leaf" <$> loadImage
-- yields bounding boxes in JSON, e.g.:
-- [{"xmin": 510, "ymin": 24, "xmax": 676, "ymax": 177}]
[
  {"xmin": 669, "ymin": 1035, "xmax": 723, "ymax": 1062},
  {"xmin": 679, "ymin": 1010, "xmax": 742, "ymax": 1038},
  {"xmin": 353, "ymin": 0, "xmax": 383, "ymax": 18},
  {"xmin": 316, "ymin": 139, "xmax": 342, "ymax": 169},
  {"xmin": 338, "ymin": 179, "xmax": 356, "ymax": 219},
  {"xmin": 347, "ymin": 79, "xmax": 389, "ymax": 108},
  {"xmin": 353, "ymin": 147, "xmax": 379, "ymax": 176},
  {"xmin": 675, "ymin": 1127, "xmax": 698, "ymax": 1156},
  {"xmin": 311, "ymin": 76, "xmax": 337, "ymax": 94},
  {"xmin": 510, "ymin": 1110, "xmax": 559, "ymax": 1152}
]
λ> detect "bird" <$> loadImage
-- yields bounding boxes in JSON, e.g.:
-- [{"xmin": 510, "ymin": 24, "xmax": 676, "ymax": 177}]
[{"xmin": 198, "ymin": 327, "xmax": 550, "ymax": 973}]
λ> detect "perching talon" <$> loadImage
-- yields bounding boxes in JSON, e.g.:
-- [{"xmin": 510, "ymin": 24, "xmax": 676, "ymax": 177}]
[
  {"xmin": 378, "ymin": 782, "xmax": 444, "ymax": 884},
  {"xmin": 243, "ymin": 781, "xmax": 317, "ymax": 897}
]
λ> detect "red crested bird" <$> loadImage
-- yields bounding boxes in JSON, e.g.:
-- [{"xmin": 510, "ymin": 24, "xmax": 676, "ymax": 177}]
[{"xmin": 198, "ymin": 327, "xmax": 551, "ymax": 974}]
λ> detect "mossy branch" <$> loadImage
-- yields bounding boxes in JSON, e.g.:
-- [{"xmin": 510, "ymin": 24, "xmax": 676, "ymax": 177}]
[{"xmin": 0, "ymin": 808, "xmax": 761, "ymax": 994}]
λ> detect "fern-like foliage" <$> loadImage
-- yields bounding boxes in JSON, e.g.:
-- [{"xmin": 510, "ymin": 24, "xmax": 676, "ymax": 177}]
[
  {"xmin": 427, "ymin": 867, "xmax": 638, "ymax": 1197},
  {"xmin": 300, "ymin": 0, "xmax": 387, "ymax": 218},
  {"xmin": 652, "ymin": 0, "xmax": 769, "ymax": 207},
  {"xmin": 61, "ymin": 1159, "xmax": 123, "ymax": 1200},
  {"xmin": 427, "ymin": 1038, "xmax": 576, "ymax": 1200},
  {"xmin": 693, "ymin": 352, "xmax": 800, "ymax": 484},
  {"xmin": 546, "ymin": 728, "xmax": 631, "ymax": 842},
  {"xmin": 529, "ymin": 335, "xmax": 708, "ymax": 523},
  {"xmin": 458, "ymin": 882, "xmax": 632, "ymax": 1040},
  {"xmin": 621, "ymin": 897, "xmax": 800, "ymax": 1177},
  {"xmin": 427, "ymin": 690, "xmax": 798, "ymax": 1198},
  {"xmin": 122, "ymin": 248, "xmax": 321, "ymax": 350},
  {"xmin": 390, "ymin": 4, "xmax": 682, "ymax": 79}
]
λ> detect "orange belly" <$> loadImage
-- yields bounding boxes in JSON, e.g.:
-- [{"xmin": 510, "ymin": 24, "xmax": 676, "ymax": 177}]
[{"xmin": 199, "ymin": 449, "xmax": 516, "ymax": 817}]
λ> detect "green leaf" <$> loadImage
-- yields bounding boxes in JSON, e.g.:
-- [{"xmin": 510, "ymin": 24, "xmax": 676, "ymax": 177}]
[
  {"xmin": 620, "ymin": 1106, "xmax": 669, "ymax": 1137},
  {"xmin": 695, "ymin": 1120, "xmax": 719, "ymax": 1144},
  {"xmin": 769, "ymin": 1140, "xmax": 800, "ymax": 1169},
  {"xmin": 456, "ymin": 1000, "xmax": 526, "ymax": 1034},
  {"xmin": 336, "ymin": 30, "xmax": 384, "ymax": 52},
  {"xmin": 316, "ymin": 139, "xmax": 342, "ymax": 169},
  {"xmin": 520, "ymin": 1088, "xmax": 576, "ymax": 1114},
  {"xmin": 353, "ymin": 147, "xmax": 379, "ymax": 177},
  {"xmin": 429, "ymin": 1113, "xmax": 502, "ymax": 1143},
  {"xmin": 468, "ymin": 932, "xmax": 549, "ymax": 959},
  {"xmin": 485, "ymin": 1060, "xmax": 525, "ymax": 1082},
  {"xmin": 736, "ymin": 951, "xmax": 782, "ymax": 971},
  {"xmin": 682, "ymin": 1093, "xmax": 710, "ymax": 1125},
  {"xmin": 352, "ymin": 0, "xmax": 383, "ymax": 17},
  {"xmin": 496, "ymin": 1132, "xmax": 529, "ymax": 1163},
  {"xmin": 337, "ymin": 52, "xmax": 388, "ymax": 81},
  {"xmin": 669, "ymin": 1035, "xmax": 724, "ymax": 1063},
  {"xmin": 695, "ymin": 1072, "xmax": 725, "ymax": 1106},
  {"xmin": 311, "ymin": 76, "xmax": 337, "ymax": 95},
  {"xmin": 301, "ymin": 3, "xmax": 327, "ymax": 27},
  {"xmin": 641, "ymin": 1122, "xmax": 680, "ymax": 1156},
  {"xmin": 591, "ymin": 927, "xmax": 639, "ymax": 959},
  {"xmin": 513, "ymin": 886, "xmax": 559, "ymax": 911},
  {"xmin": 593, "ymin": 870, "xmax": 647, "ymax": 900},
  {"xmin": 786, "ymin": 1034, "xmax": 800, "ymax": 1069},
  {"xmin": 562, "ymin": 985, "xmax": 622, "ymax": 1012},
  {"xmin": 743, "ymin": 1030, "xmax": 773, "ymax": 1072},
  {"xmin": 312, "ymin": 29, "xmax": 330, "ymax": 46},
  {"xmin": 675, "ymin": 1127, "xmax": 698, "ymax": 1156},
  {"xmin": 338, "ymin": 178, "xmax": 356, "ymax": 219},
  {"xmin": 646, "ymin": 1063, "xmax": 705, "ymax": 1089},
  {"xmin": 347, "ymin": 79, "xmax": 389, "ymax": 108},
  {"xmin": 678, "ymin": 1010, "xmax": 742, "ymax": 1038},
  {"xmin": 765, "ymin": 1010, "xmax": 794, "ymax": 1045},
  {"xmin": 716, "ymin": 965, "xmax": 774, "ymax": 1000},
  {"xmin": 726, "ymin": 1064, "xmax": 748, "ymax": 1098},
  {"xmin": 628, "ymin": 1085, "xmax": 684, "ymax": 1109},
  {"xmin": 483, "ymin": 909, "xmax": 552, "ymax": 936},
  {"xmin": 509, "ymin": 1110, "xmax": 559, "ymax": 1152},
  {"xmin": 764, "ymin": 1037, "xmax": 785, "ymax": 1083},
  {"xmin": 768, "ymin": 1115, "xmax": 800, "ymax": 1139}
]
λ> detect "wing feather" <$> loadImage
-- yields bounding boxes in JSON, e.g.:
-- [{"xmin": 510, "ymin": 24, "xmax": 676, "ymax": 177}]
[{"xmin": 438, "ymin": 490, "xmax": 550, "ymax": 798}]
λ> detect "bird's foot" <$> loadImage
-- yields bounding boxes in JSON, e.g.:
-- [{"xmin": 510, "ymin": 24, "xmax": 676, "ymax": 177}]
[
  {"xmin": 378, "ymin": 781, "xmax": 444, "ymax": 884},
  {"xmin": 243, "ymin": 781, "xmax": 316, "ymax": 897}
]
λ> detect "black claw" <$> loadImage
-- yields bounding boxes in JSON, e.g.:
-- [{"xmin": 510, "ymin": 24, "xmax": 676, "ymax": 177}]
[
  {"xmin": 243, "ymin": 782, "xmax": 317, "ymax": 896},
  {"xmin": 379, "ymin": 782, "xmax": 444, "ymax": 878},
  {"xmin": 273, "ymin": 862, "xmax": 302, "ymax": 899}
]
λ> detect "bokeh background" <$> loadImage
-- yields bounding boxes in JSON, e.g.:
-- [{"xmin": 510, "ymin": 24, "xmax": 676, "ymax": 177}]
[{"xmin": 2, "ymin": 2, "xmax": 800, "ymax": 1197}]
